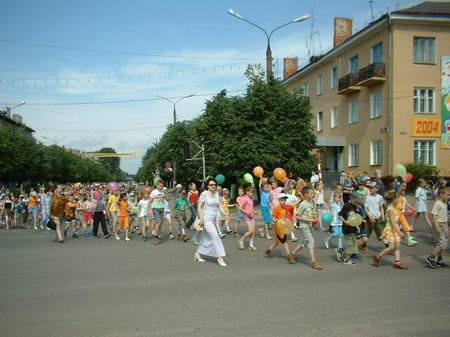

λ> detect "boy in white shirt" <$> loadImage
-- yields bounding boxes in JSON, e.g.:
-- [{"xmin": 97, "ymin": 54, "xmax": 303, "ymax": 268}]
[{"xmin": 364, "ymin": 182, "xmax": 385, "ymax": 241}]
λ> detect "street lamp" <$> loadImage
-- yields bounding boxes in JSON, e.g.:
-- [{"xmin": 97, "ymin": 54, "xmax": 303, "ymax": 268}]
[
  {"xmin": 154, "ymin": 93, "xmax": 195, "ymax": 184},
  {"xmin": 154, "ymin": 93, "xmax": 196, "ymax": 124},
  {"xmin": 10, "ymin": 101, "xmax": 26, "ymax": 110},
  {"xmin": 228, "ymin": 9, "xmax": 310, "ymax": 81}
]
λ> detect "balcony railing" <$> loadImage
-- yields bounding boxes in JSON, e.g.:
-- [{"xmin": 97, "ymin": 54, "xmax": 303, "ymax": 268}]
[
  {"xmin": 358, "ymin": 62, "xmax": 386, "ymax": 86},
  {"xmin": 338, "ymin": 73, "xmax": 362, "ymax": 95}
]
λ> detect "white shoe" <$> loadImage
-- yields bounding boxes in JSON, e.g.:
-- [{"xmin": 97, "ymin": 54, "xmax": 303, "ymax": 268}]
[
  {"xmin": 169, "ymin": 234, "xmax": 175, "ymax": 240},
  {"xmin": 115, "ymin": 234, "xmax": 120, "ymax": 240},
  {"xmin": 194, "ymin": 252, "xmax": 205, "ymax": 262},
  {"xmin": 258, "ymin": 228, "xmax": 265, "ymax": 238},
  {"xmin": 125, "ymin": 237, "xmax": 131, "ymax": 242},
  {"xmin": 249, "ymin": 245, "xmax": 258, "ymax": 251},
  {"xmin": 266, "ymin": 235, "xmax": 273, "ymax": 240},
  {"xmin": 151, "ymin": 230, "xmax": 156, "ymax": 236},
  {"xmin": 291, "ymin": 236, "xmax": 299, "ymax": 242},
  {"xmin": 238, "ymin": 240, "xmax": 245, "ymax": 250},
  {"xmin": 217, "ymin": 257, "xmax": 227, "ymax": 267}
]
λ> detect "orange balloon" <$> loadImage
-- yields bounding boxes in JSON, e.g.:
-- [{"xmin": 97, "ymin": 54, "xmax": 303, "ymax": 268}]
[
  {"xmin": 253, "ymin": 166, "xmax": 264, "ymax": 177},
  {"xmin": 273, "ymin": 168, "xmax": 287, "ymax": 181}
]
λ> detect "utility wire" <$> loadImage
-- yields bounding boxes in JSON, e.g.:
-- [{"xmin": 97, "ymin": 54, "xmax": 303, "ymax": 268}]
[{"xmin": 0, "ymin": 38, "xmax": 263, "ymax": 61}]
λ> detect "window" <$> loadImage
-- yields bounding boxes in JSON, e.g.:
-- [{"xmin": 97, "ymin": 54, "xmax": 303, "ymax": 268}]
[
  {"xmin": 331, "ymin": 67, "xmax": 338, "ymax": 89},
  {"xmin": 331, "ymin": 107, "xmax": 338, "ymax": 128},
  {"xmin": 316, "ymin": 74, "xmax": 323, "ymax": 95},
  {"xmin": 414, "ymin": 140, "xmax": 436, "ymax": 166},
  {"xmin": 348, "ymin": 144, "xmax": 359, "ymax": 167},
  {"xmin": 302, "ymin": 82, "xmax": 309, "ymax": 96},
  {"xmin": 349, "ymin": 55, "xmax": 359, "ymax": 74},
  {"xmin": 370, "ymin": 93, "xmax": 383, "ymax": 118},
  {"xmin": 317, "ymin": 111, "xmax": 323, "ymax": 131},
  {"xmin": 370, "ymin": 140, "xmax": 383, "ymax": 165},
  {"xmin": 413, "ymin": 88, "xmax": 435, "ymax": 113},
  {"xmin": 371, "ymin": 42, "xmax": 384, "ymax": 63},
  {"xmin": 348, "ymin": 101, "xmax": 359, "ymax": 124},
  {"xmin": 413, "ymin": 37, "xmax": 436, "ymax": 64}
]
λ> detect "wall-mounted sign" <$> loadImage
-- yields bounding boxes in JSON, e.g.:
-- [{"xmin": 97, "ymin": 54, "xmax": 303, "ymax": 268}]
[{"xmin": 411, "ymin": 117, "xmax": 441, "ymax": 138}]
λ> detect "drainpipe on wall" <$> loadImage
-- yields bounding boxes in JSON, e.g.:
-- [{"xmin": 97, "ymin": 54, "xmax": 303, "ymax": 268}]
[{"xmin": 387, "ymin": 14, "xmax": 393, "ymax": 176}]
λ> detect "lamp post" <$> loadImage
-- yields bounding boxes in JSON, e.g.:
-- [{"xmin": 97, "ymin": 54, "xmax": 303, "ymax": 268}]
[
  {"xmin": 154, "ymin": 93, "xmax": 195, "ymax": 184},
  {"xmin": 10, "ymin": 101, "xmax": 26, "ymax": 110},
  {"xmin": 228, "ymin": 9, "xmax": 310, "ymax": 81}
]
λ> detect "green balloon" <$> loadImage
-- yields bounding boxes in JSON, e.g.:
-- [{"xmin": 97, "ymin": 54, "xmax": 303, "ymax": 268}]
[
  {"xmin": 244, "ymin": 173, "xmax": 254, "ymax": 184},
  {"xmin": 216, "ymin": 174, "xmax": 225, "ymax": 185}
]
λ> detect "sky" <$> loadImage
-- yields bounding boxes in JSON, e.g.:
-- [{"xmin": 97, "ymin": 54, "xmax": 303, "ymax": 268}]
[{"xmin": 0, "ymin": 0, "xmax": 422, "ymax": 174}]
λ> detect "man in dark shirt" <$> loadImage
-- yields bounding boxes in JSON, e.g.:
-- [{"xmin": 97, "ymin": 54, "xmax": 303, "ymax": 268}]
[{"xmin": 337, "ymin": 192, "xmax": 364, "ymax": 265}]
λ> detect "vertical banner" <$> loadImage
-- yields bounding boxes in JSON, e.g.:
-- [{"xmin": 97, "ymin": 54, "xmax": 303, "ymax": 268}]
[{"xmin": 441, "ymin": 56, "xmax": 450, "ymax": 149}]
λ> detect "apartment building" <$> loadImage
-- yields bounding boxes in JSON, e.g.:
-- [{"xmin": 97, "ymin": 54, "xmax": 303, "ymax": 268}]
[{"xmin": 283, "ymin": 1, "xmax": 450, "ymax": 180}]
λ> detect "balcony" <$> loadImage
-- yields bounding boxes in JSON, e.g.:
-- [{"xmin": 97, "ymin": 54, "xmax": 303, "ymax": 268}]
[
  {"xmin": 338, "ymin": 73, "xmax": 362, "ymax": 95},
  {"xmin": 358, "ymin": 62, "xmax": 386, "ymax": 86}
]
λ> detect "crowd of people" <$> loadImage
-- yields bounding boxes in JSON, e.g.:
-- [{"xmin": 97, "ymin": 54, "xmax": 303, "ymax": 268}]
[{"xmin": 0, "ymin": 169, "xmax": 448, "ymax": 270}]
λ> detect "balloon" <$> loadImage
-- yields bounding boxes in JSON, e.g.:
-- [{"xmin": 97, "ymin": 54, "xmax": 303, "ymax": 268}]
[
  {"xmin": 253, "ymin": 166, "xmax": 264, "ymax": 177},
  {"xmin": 215, "ymin": 174, "xmax": 225, "ymax": 185},
  {"xmin": 321, "ymin": 211, "xmax": 333, "ymax": 225},
  {"xmin": 347, "ymin": 213, "xmax": 363, "ymax": 227},
  {"xmin": 93, "ymin": 191, "xmax": 102, "ymax": 201},
  {"xmin": 394, "ymin": 164, "xmax": 407, "ymax": 179},
  {"xmin": 144, "ymin": 186, "xmax": 152, "ymax": 194},
  {"xmin": 107, "ymin": 182, "xmax": 119, "ymax": 193},
  {"xmin": 277, "ymin": 218, "xmax": 294, "ymax": 234},
  {"xmin": 404, "ymin": 208, "xmax": 416, "ymax": 217},
  {"xmin": 244, "ymin": 173, "xmax": 254, "ymax": 184},
  {"xmin": 273, "ymin": 168, "xmax": 287, "ymax": 182},
  {"xmin": 405, "ymin": 173, "xmax": 413, "ymax": 183}
]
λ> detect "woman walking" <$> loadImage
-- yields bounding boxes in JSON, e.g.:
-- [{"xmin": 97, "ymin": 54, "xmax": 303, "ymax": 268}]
[{"xmin": 194, "ymin": 178, "xmax": 227, "ymax": 267}]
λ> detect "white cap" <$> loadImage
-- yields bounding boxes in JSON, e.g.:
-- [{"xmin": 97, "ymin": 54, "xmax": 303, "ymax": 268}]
[{"xmin": 278, "ymin": 193, "xmax": 289, "ymax": 199}]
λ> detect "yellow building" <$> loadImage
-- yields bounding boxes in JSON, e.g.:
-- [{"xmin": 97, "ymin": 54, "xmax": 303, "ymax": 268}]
[{"xmin": 283, "ymin": 1, "xmax": 450, "ymax": 181}]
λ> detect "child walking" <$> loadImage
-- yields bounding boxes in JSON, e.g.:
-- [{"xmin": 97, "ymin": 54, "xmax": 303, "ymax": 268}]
[
  {"xmin": 237, "ymin": 187, "xmax": 257, "ymax": 251},
  {"xmin": 425, "ymin": 186, "xmax": 449, "ymax": 269},
  {"xmin": 233, "ymin": 187, "xmax": 245, "ymax": 237},
  {"xmin": 259, "ymin": 181, "xmax": 273, "ymax": 240},
  {"xmin": 292, "ymin": 186, "xmax": 323, "ymax": 270},
  {"xmin": 174, "ymin": 190, "xmax": 190, "ymax": 242},
  {"xmin": 324, "ymin": 192, "xmax": 343, "ymax": 250},
  {"xmin": 411, "ymin": 178, "xmax": 432, "ymax": 232},
  {"xmin": 373, "ymin": 191, "xmax": 408, "ymax": 269},
  {"xmin": 264, "ymin": 193, "xmax": 296, "ymax": 264},
  {"xmin": 396, "ymin": 186, "xmax": 418, "ymax": 246},
  {"xmin": 116, "ymin": 193, "xmax": 131, "ymax": 241}
]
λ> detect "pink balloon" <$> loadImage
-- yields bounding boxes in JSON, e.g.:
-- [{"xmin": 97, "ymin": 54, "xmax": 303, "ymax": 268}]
[
  {"xmin": 107, "ymin": 182, "xmax": 119, "ymax": 192},
  {"xmin": 404, "ymin": 208, "xmax": 416, "ymax": 217},
  {"xmin": 93, "ymin": 191, "xmax": 102, "ymax": 201}
]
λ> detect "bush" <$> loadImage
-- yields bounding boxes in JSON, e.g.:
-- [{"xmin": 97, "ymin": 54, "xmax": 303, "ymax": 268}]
[{"xmin": 404, "ymin": 163, "xmax": 439, "ymax": 191}]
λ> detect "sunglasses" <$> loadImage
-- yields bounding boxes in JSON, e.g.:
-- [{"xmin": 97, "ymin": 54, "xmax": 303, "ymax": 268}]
[{"xmin": 208, "ymin": 184, "xmax": 217, "ymax": 187}]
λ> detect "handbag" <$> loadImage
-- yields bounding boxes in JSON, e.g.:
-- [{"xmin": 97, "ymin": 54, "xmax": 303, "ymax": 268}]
[
  {"xmin": 193, "ymin": 198, "xmax": 207, "ymax": 232},
  {"xmin": 47, "ymin": 218, "xmax": 57, "ymax": 231}
]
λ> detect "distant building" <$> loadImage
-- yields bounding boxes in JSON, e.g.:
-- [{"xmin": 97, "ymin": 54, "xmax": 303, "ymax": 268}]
[
  {"xmin": 0, "ymin": 107, "xmax": 35, "ymax": 135},
  {"xmin": 283, "ymin": 1, "xmax": 450, "ymax": 181}
]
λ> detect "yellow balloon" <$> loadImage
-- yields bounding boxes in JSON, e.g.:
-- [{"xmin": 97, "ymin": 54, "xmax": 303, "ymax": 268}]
[{"xmin": 277, "ymin": 218, "xmax": 294, "ymax": 234}]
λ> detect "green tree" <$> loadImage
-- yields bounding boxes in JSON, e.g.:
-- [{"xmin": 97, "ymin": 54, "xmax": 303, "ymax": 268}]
[{"xmin": 137, "ymin": 72, "xmax": 316, "ymax": 185}]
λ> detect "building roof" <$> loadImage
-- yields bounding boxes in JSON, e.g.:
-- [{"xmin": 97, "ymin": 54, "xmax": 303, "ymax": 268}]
[
  {"xmin": 0, "ymin": 113, "xmax": 35, "ymax": 133},
  {"xmin": 392, "ymin": 1, "xmax": 450, "ymax": 17}
]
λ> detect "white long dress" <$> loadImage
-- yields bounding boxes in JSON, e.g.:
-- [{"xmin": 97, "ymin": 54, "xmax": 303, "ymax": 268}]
[{"xmin": 197, "ymin": 191, "xmax": 226, "ymax": 258}]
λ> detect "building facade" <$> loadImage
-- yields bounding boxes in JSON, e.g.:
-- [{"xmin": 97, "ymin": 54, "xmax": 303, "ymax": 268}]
[{"xmin": 283, "ymin": 1, "xmax": 450, "ymax": 180}]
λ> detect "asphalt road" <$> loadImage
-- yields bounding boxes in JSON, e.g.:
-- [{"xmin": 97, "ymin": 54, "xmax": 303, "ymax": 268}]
[{"xmin": 1, "ymin": 217, "xmax": 449, "ymax": 337}]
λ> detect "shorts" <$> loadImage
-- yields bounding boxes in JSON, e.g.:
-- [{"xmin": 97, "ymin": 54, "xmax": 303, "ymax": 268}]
[
  {"xmin": 261, "ymin": 206, "xmax": 273, "ymax": 225},
  {"xmin": 235, "ymin": 212, "xmax": 244, "ymax": 221},
  {"xmin": 152, "ymin": 208, "xmax": 165, "ymax": 224},
  {"xmin": 344, "ymin": 234, "xmax": 358, "ymax": 255},
  {"xmin": 331, "ymin": 225, "xmax": 343, "ymax": 237},
  {"xmin": 30, "ymin": 207, "xmax": 38, "ymax": 219},
  {"xmin": 244, "ymin": 215, "xmax": 254, "ymax": 224},
  {"xmin": 217, "ymin": 211, "xmax": 225, "ymax": 221},
  {"xmin": 433, "ymin": 225, "xmax": 448, "ymax": 250},
  {"xmin": 299, "ymin": 223, "xmax": 314, "ymax": 249},
  {"xmin": 117, "ymin": 216, "xmax": 129, "ymax": 230},
  {"xmin": 109, "ymin": 211, "xmax": 118, "ymax": 224},
  {"xmin": 274, "ymin": 223, "xmax": 287, "ymax": 244},
  {"xmin": 357, "ymin": 225, "xmax": 367, "ymax": 239},
  {"xmin": 83, "ymin": 213, "xmax": 93, "ymax": 222}
]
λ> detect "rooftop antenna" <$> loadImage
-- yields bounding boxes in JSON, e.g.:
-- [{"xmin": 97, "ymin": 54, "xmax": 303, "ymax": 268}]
[
  {"xmin": 369, "ymin": 0, "xmax": 374, "ymax": 21},
  {"xmin": 308, "ymin": 6, "xmax": 315, "ymax": 59}
]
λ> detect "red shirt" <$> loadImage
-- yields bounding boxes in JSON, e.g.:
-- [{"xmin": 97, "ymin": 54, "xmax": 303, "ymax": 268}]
[{"xmin": 189, "ymin": 191, "xmax": 198, "ymax": 204}]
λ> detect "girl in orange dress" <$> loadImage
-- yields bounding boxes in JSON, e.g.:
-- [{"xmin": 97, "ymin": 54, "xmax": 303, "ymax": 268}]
[
  {"xmin": 374, "ymin": 191, "xmax": 407, "ymax": 269},
  {"xmin": 396, "ymin": 187, "xmax": 418, "ymax": 246},
  {"xmin": 116, "ymin": 193, "xmax": 131, "ymax": 242}
]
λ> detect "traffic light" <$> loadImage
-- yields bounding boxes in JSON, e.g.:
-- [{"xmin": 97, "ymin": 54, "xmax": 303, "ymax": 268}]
[{"xmin": 183, "ymin": 142, "xmax": 190, "ymax": 159}]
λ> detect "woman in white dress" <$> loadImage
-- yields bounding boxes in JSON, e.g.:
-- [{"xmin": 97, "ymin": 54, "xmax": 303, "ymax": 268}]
[{"xmin": 194, "ymin": 178, "xmax": 227, "ymax": 267}]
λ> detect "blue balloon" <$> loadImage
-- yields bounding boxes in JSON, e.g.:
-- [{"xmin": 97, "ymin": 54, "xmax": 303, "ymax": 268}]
[
  {"xmin": 321, "ymin": 211, "xmax": 333, "ymax": 225},
  {"xmin": 216, "ymin": 174, "xmax": 225, "ymax": 185}
]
